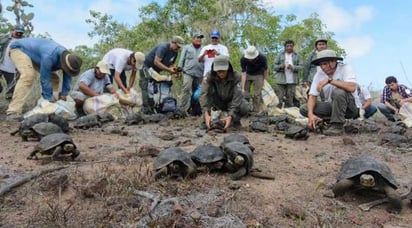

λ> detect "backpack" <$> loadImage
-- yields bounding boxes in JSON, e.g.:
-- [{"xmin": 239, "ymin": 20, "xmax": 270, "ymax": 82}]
[{"xmin": 148, "ymin": 80, "xmax": 177, "ymax": 113}]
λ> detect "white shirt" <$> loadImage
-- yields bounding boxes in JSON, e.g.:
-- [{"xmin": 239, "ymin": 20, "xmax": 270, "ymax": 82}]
[
  {"xmin": 102, "ymin": 48, "xmax": 134, "ymax": 73},
  {"xmin": 199, "ymin": 43, "xmax": 229, "ymax": 76},
  {"xmin": 284, "ymin": 53, "xmax": 294, "ymax": 83},
  {"xmin": 0, "ymin": 38, "xmax": 17, "ymax": 73},
  {"xmin": 354, "ymin": 86, "xmax": 371, "ymax": 108},
  {"xmin": 309, "ymin": 63, "xmax": 356, "ymax": 102}
]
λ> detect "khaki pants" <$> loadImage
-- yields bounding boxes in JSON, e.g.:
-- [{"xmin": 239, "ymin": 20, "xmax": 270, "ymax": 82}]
[
  {"xmin": 7, "ymin": 49, "xmax": 59, "ymax": 115},
  {"xmin": 244, "ymin": 74, "xmax": 264, "ymax": 112}
]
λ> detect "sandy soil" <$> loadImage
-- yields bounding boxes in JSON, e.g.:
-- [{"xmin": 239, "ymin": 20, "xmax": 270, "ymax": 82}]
[{"xmin": 0, "ymin": 114, "xmax": 412, "ymax": 227}]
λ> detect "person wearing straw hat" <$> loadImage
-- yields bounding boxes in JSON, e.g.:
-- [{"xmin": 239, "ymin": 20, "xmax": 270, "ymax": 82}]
[
  {"xmin": 299, "ymin": 49, "xmax": 358, "ymax": 136},
  {"xmin": 200, "ymin": 55, "xmax": 249, "ymax": 130},
  {"xmin": 139, "ymin": 35, "xmax": 185, "ymax": 114},
  {"xmin": 70, "ymin": 60, "xmax": 117, "ymax": 116},
  {"xmin": 240, "ymin": 45, "xmax": 268, "ymax": 112},
  {"xmin": 273, "ymin": 40, "xmax": 303, "ymax": 108},
  {"xmin": 102, "ymin": 48, "xmax": 145, "ymax": 94},
  {"xmin": 6, "ymin": 37, "xmax": 82, "ymax": 121},
  {"xmin": 0, "ymin": 24, "xmax": 25, "ymax": 99}
]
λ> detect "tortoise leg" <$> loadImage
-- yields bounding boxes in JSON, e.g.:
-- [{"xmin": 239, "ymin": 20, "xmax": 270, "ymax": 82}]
[
  {"xmin": 27, "ymin": 150, "xmax": 38, "ymax": 160},
  {"xmin": 185, "ymin": 165, "xmax": 197, "ymax": 178},
  {"xmin": 155, "ymin": 167, "xmax": 168, "ymax": 180},
  {"xmin": 332, "ymin": 179, "xmax": 355, "ymax": 197},
  {"xmin": 231, "ymin": 167, "xmax": 247, "ymax": 180},
  {"xmin": 71, "ymin": 149, "xmax": 80, "ymax": 160},
  {"xmin": 22, "ymin": 135, "xmax": 28, "ymax": 142},
  {"xmin": 383, "ymin": 185, "xmax": 402, "ymax": 214},
  {"xmin": 51, "ymin": 146, "xmax": 63, "ymax": 160}
]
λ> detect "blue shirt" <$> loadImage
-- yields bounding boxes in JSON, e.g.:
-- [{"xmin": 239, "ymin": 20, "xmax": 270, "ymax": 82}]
[{"xmin": 10, "ymin": 37, "xmax": 71, "ymax": 101}]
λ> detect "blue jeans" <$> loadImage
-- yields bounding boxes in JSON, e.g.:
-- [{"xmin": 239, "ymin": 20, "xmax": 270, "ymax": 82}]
[
  {"xmin": 364, "ymin": 104, "xmax": 377, "ymax": 119},
  {"xmin": 377, "ymin": 103, "xmax": 395, "ymax": 121}
]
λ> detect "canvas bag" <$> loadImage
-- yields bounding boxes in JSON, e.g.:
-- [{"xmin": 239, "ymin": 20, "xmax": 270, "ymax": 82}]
[
  {"xmin": 83, "ymin": 93, "xmax": 120, "ymax": 115},
  {"xmin": 261, "ymin": 80, "xmax": 279, "ymax": 107}
]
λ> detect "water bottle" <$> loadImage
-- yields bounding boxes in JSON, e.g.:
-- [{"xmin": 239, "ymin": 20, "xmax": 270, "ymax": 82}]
[{"xmin": 193, "ymin": 85, "xmax": 201, "ymax": 101}]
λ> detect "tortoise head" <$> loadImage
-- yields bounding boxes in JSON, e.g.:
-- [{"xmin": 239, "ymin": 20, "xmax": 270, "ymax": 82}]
[
  {"xmin": 234, "ymin": 155, "xmax": 245, "ymax": 166},
  {"xmin": 360, "ymin": 174, "xmax": 375, "ymax": 188},
  {"xmin": 22, "ymin": 129, "xmax": 35, "ymax": 137},
  {"xmin": 63, "ymin": 143, "xmax": 75, "ymax": 152}
]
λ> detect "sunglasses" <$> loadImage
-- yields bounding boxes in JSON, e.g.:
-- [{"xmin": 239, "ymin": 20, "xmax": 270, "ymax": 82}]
[{"xmin": 211, "ymin": 37, "xmax": 219, "ymax": 40}]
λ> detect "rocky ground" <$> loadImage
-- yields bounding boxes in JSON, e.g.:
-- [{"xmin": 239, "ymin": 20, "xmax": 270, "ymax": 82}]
[{"xmin": 0, "ymin": 112, "xmax": 412, "ymax": 227}]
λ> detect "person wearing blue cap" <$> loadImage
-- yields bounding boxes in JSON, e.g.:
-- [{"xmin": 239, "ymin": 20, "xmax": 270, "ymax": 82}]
[
  {"xmin": 0, "ymin": 24, "xmax": 25, "ymax": 99},
  {"xmin": 198, "ymin": 30, "xmax": 229, "ymax": 78}
]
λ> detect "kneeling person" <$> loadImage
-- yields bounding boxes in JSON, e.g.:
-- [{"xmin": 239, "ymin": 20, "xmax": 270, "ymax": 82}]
[
  {"xmin": 70, "ymin": 61, "xmax": 117, "ymax": 115},
  {"xmin": 200, "ymin": 55, "xmax": 249, "ymax": 131}
]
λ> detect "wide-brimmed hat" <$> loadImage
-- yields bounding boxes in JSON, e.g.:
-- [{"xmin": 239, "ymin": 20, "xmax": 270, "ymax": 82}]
[
  {"xmin": 315, "ymin": 36, "xmax": 327, "ymax": 46},
  {"xmin": 244, "ymin": 46, "xmax": 259, "ymax": 60},
  {"xmin": 172, "ymin": 35, "xmax": 185, "ymax": 47},
  {"xmin": 213, "ymin": 55, "xmax": 229, "ymax": 71},
  {"xmin": 60, "ymin": 51, "xmax": 82, "ymax": 76},
  {"xmin": 311, "ymin": 49, "xmax": 343, "ymax": 66},
  {"xmin": 134, "ymin": 52, "xmax": 145, "ymax": 70},
  {"xmin": 96, "ymin": 60, "xmax": 110, "ymax": 74}
]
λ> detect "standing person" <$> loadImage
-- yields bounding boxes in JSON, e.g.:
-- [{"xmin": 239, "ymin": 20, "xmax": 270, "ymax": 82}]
[
  {"xmin": 273, "ymin": 40, "xmax": 303, "ymax": 108},
  {"xmin": 177, "ymin": 33, "xmax": 204, "ymax": 114},
  {"xmin": 70, "ymin": 61, "xmax": 117, "ymax": 116},
  {"xmin": 198, "ymin": 30, "xmax": 229, "ymax": 78},
  {"xmin": 102, "ymin": 48, "xmax": 145, "ymax": 94},
  {"xmin": 0, "ymin": 24, "xmax": 25, "ymax": 99},
  {"xmin": 303, "ymin": 37, "xmax": 328, "ymax": 86},
  {"xmin": 299, "ymin": 49, "xmax": 358, "ymax": 136},
  {"xmin": 200, "ymin": 55, "xmax": 249, "ymax": 131},
  {"xmin": 140, "ymin": 35, "xmax": 185, "ymax": 114},
  {"xmin": 240, "ymin": 45, "xmax": 268, "ymax": 112},
  {"xmin": 355, "ymin": 84, "xmax": 377, "ymax": 119},
  {"xmin": 377, "ymin": 76, "xmax": 412, "ymax": 122},
  {"xmin": 6, "ymin": 37, "xmax": 82, "ymax": 121}
]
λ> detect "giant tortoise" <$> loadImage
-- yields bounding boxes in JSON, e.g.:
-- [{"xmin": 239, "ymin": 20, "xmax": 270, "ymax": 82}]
[
  {"xmin": 332, "ymin": 156, "xmax": 402, "ymax": 214},
  {"xmin": 28, "ymin": 133, "xmax": 80, "ymax": 160},
  {"xmin": 190, "ymin": 144, "xmax": 227, "ymax": 172},
  {"xmin": 153, "ymin": 147, "xmax": 197, "ymax": 180},
  {"xmin": 221, "ymin": 141, "xmax": 254, "ymax": 180},
  {"xmin": 21, "ymin": 122, "xmax": 63, "ymax": 141},
  {"xmin": 10, "ymin": 113, "xmax": 50, "ymax": 141}
]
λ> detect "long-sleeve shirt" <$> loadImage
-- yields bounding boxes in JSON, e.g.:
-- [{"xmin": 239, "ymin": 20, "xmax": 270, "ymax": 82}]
[
  {"xmin": 178, "ymin": 43, "xmax": 204, "ymax": 77},
  {"xmin": 10, "ymin": 37, "xmax": 71, "ymax": 101},
  {"xmin": 240, "ymin": 54, "xmax": 268, "ymax": 75}
]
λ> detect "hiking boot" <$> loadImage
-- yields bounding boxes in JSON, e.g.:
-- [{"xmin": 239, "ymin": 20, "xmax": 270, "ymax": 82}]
[
  {"xmin": 323, "ymin": 123, "xmax": 343, "ymax": 136},
  {"xmin": 231, "ymin": 120, "xmax": 242, "ymax": 129},
  {"xmin": 6, "ymin": 113, "xmax": 23, "ymax": 122}
]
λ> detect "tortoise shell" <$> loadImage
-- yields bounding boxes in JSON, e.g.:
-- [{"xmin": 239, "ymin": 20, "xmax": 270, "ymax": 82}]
[
  {"xmin": 336, "ymin": 156, "xmax": 398, "ymax": 189},
  {"xmin": 153, "ymin": 147, "xmax": 197, "ymax": 171},
  {"xmin": 190, "ymin": 144, "xmax": 226, "ymax": 164}
]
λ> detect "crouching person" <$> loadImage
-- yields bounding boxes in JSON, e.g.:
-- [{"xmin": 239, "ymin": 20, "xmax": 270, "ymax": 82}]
[
  {"xmin": 70, "ymin": 61, "xmax": 117, "ymax": 116},
  {"xmin": 300, "ymin": 50, "xmax": 358, "ymax": 136},
  {"xmin": 200, "ymin": 55, "xmax": 249, "ymax": 131}
]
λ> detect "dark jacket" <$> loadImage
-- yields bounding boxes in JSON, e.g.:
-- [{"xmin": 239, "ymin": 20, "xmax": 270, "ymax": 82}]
[
  {"xmin": 273, "ymin": 51, "xmax": 302, "ymax": 85},
  {"xmin": 200, "ymin": 61, "xmax": 243, "ymax": 118}
]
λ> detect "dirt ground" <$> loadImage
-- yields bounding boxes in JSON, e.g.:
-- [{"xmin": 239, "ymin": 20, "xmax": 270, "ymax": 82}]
[{"xmin": 1, "ymin": 113, "xmax": 412, "ymax": 227}]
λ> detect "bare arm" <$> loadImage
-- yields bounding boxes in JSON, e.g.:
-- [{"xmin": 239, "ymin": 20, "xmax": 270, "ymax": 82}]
[
  {"xmin": 114, "ymin": 72, "xmax": 128, "ymax": 93},
  {"xmin": 128, "ymin": 69, "xmax": 137, "ymax": 90},
  {"xmin": 154, "ymin": 56, "xmax": 174, "ymax": 73},
  {"xmin": 307, "ymin": 95, "xmax": 321, "ymax": 129},
  {"xmin": 362, "ymin": 98, "xmax": 372, "ymax": 110},
  {"xmin": 241, "ymin": 72, "xmax": 246, "ymax": 92},
  {"xmin": 79, "ymin": 82, "xmax": 99, "ymax": 97}
]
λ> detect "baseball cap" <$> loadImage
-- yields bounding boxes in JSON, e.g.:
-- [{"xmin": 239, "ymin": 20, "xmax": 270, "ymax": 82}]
[
  {"xmin": 172, "ymin": 35, "xmax": 185, "ymax": 47},
  {"xmin": 14, "ymin": 24, "xmax": 25, "ymax": 33},
  {"xmin": 210, "ymin": 30, "xmax": 220, "ymax": 38},
  {"xmin": 193, "ymin": 33, "xmax": 204, "ymax": 38},
  {"xmin": 213, "ymin": 55, "xmax": 229, "ymax": 71},
  {"xmin": 96, "ymin": 61, "xmax": 110, "ymax": 74}
]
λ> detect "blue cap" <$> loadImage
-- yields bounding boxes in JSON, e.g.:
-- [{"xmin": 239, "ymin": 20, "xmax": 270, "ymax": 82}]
[
  {"xmin": 14, "ymin": 24, "xmax": 24, "ymax": 33},
  {"xmin": 210, "ymin": 30, "xmax": 220, "ymax": 38}
]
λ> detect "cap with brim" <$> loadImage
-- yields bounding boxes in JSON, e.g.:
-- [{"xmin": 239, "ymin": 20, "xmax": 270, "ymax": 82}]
[
  {"xmin": 60, "ymin": 51, "xmax": 82, "ymax": 76},
  {"xmin": 14, "ymin": 24, "xmax": 24, "ymax": 33},
  {"xmin": 96, "ymin": 60, "xmax": 110, "ymax": 74},
  {"xmin": 172, "ymin": 35, "xmax": 185, "ymax": 47},
  {"xmin": 311, "ymin": 49, "xmax": 343, "ymax": 66},
  {"xmin": 244, "ymin": 46, "xmax": 259, "ymax": 60},
  {"xmin": 213, "ymin": 55, "xmax": 229, "ymax": 71},
  {"xmin": 193, "ymin": 33, "xmax": 204, "ymax": 38},
  {"xmin": 134, "ymin": 52, "xmax": 145, "ymax": 70}
]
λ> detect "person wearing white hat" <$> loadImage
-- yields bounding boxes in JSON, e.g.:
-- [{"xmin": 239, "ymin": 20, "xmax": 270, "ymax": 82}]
[
  {"xmin": 303, "ymin": 36, "xmax": 328, "ymax": 85},
  {"xmin": 70, "ymin": 60, "xmax": 117, "ymax": 116},
  {"xmin": 102, "ymin": 48, "xmax": 145, "ymax": 94},
  {"xmin": 240, "ymin": 45, "xmax": 268, "ymax": 112},
  {"xmin": 299, "ymin": 49, "xmax": 358, "ymax": 136}
]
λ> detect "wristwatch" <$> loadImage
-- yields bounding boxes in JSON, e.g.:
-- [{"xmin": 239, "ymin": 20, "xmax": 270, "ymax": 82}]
[{"xmin": 328, "ymin": 78, "xmax": 333, "ymax": 84}]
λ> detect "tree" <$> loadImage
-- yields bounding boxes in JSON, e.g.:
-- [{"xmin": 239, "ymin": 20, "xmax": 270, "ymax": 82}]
[{"xmin": 5, "ymin": 0, "xmax": 34, "ymax": 34}]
